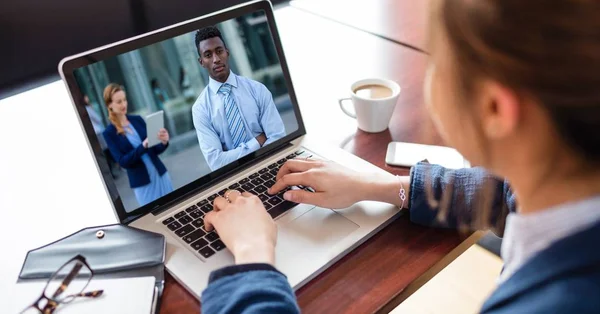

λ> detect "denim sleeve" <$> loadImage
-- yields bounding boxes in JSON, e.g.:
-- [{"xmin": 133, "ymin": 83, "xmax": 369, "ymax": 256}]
[
  {"xmin": 409, "ymin": 162, "xmax": 516, "ymax": 235},
  {"xmin": 201, "ymin": 264, "xmax": 300, "ymax": 314}
]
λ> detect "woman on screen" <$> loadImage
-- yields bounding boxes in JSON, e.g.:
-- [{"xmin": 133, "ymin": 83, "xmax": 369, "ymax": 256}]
[
  {"xmin": 102, "ymin": 83, "xmax": 174, "ymax": 207},
  {"xmin": 198, "ymin": 0, "xmax": 600, "ymax": 313}
]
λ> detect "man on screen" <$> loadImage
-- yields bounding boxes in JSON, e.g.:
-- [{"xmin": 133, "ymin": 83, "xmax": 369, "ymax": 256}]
[{"xmin": 191, "ymin": 26, "xmax": 286, "ymax": 171}]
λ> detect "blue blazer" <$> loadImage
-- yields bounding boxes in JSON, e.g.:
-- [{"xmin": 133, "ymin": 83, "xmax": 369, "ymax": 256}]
[
  {"xmin": 103, "ymin": 115, "xmax": 168, "ymax": 188},
  {"xmin": 199, "ymin": 163, "xmax": 600, "ymax": 314},
  {"xmin": 481, "ymin": 222, "xmax": 600, "ymax": 313},
  {"xmin": 409, "ymin": 164, "xmax": 600, "ymax": 313}
]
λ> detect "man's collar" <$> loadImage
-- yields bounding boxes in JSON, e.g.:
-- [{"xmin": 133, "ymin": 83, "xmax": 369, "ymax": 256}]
[{"xmin": 209, "ymin": 71, "xmax": 237, "ymax": 94}]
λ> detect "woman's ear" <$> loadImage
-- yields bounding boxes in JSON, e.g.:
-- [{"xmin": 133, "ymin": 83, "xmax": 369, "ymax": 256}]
[{"xmin": 480, "ymin": 81, "xmax": 520, "ymax": 139}]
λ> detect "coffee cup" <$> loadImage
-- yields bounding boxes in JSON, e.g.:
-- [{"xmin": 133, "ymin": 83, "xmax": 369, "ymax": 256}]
[{"xmin": 338, "ymin": 78, "xmax": 401, "ymax": 133}]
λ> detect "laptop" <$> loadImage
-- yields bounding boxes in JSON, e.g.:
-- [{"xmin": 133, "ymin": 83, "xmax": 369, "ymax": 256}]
[{"xmin": 59, "ymin": 0, "xmax": 401, "ymax": 297}]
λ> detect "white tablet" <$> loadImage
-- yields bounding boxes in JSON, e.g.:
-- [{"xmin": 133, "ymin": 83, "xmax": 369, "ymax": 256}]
[{"xmin": 145, "ymin": 110, "xmax": 164, "ymax": 147}]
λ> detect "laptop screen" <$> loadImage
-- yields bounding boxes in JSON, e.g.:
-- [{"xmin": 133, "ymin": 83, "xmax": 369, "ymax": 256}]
[{"xmin": 70, "ymin": 7, "xmax": 301, "ymax": 215}]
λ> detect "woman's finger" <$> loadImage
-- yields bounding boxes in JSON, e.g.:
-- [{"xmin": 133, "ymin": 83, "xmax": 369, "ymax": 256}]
[
  {"xmin": 203, "ymin": 211, "xmax": 217, "ymax": 232},
  {"xmin": 241, "ymin": 192, "xmax": 255, "ymax": 198},
  {"xmin": 269, "ymin": 172, "xmax": 312, "ymax": 195},
  {"xmin": 225, "ymin": 189, "xmax": 243, "ymax": 203},
  {"xmin": 213, "ymin": 196, "xmax": 229, "ymax": 211},
  {"xmin": 283, "ymin": 189, "xmax": 324, "ymax": 206},
  {"xmin": 275, "ymin": 159, "xmax": 319, "ymax": 181}
]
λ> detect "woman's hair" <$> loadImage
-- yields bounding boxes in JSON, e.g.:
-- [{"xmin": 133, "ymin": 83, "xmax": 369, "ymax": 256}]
[
  {"xmin": 103, "ymin": 83, "xmax": 126, "ymax": 134},
  {"xmin": 427, "ymin": 0, "xmax": 600, "ymax": 233},
  {"xmin": 437, "ymin": 0, "xmax": 600, "ymax": 163}
]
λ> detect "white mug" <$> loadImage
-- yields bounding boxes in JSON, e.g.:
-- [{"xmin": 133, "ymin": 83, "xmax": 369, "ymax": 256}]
[{"xmin": 338, "ymin": 78, "xmax": 401, "ymax": 133}]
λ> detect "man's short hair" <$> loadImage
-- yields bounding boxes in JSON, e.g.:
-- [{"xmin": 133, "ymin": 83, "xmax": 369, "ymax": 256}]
[{"xmin": 195, "ymin": 26, "xmax": 225, "ymax": 55}]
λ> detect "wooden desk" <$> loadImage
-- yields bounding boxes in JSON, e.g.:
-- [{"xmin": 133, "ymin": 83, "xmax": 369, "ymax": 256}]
[
  {"xmin": 291, "ymin": 0, "xmax": 431, "ymax": 53},
  {"xmin": 160, "ymin": 6, "xmax": 464, "ymax": 314}
]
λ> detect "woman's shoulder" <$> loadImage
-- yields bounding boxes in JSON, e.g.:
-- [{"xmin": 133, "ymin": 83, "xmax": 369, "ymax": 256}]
[
  {"xmin": 511, "ymin": 272, "xmax": 600, "ymax": 313},
  {"xmin": 103, "ymin": 123, "xmax": 117, "ymax": 136},
  {"xmin": 128, "ymin": 114, "xmax": 143, "ymax": 122},
  {"xmin": 127, "ymin": 114, "xmax": 145, "ymax": 127}
]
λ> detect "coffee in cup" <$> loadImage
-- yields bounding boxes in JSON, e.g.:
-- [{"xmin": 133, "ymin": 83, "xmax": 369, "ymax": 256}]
[
  {"xmin": 353, "ymin": 84, "xmax": 393, "ymax": 100},
  {"xmin": 339, "ymin": 78, "xmax": 401, "ymax": 133}
]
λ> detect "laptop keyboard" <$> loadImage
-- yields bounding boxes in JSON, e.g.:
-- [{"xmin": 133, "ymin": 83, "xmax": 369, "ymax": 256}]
[{"xmin": 161, "ymin": 150, "xmax": 310, "ymax": 259}]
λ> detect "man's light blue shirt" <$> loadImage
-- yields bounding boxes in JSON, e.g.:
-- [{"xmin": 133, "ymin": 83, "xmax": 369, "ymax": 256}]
[{"xmin": 192, "ymin": 71, "xmax": 286, "ymax": 171}]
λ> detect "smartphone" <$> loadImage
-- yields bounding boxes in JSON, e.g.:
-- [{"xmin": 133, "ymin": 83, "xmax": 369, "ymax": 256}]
[
  {"xmin": 145, "ymin": 110, "xmax": 164, "ymax": 147},
  {"xmin": 385, "ymin": 142, "xmax": 470, "ymax": 169}
]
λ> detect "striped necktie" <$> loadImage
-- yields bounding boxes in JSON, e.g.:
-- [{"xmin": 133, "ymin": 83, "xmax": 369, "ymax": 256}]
[{"xmin": 218, "ymin": 83, "xmax": 249, "ymax": 148}]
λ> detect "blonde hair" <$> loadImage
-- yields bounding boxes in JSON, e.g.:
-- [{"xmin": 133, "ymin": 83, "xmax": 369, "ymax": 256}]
[{"xmin": 103, "ymin": 83, "xmax": 125, "ymax": 134}]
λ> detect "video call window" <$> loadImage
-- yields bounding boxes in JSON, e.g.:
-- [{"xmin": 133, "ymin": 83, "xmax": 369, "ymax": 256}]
[{"xmin": 73, "ymin": 11, "xmax": 298, "ymax": 212}]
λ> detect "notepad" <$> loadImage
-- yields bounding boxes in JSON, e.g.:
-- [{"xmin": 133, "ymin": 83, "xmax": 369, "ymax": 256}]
[{"xmin": 10, "ymin": 276, "xmax": 156, "ymax": 314}]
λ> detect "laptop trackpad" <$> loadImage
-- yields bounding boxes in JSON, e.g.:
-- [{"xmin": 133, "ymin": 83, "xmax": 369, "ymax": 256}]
[{"xmin": 277, "ymin": 207, "xmax": 359, "ymax": 264}]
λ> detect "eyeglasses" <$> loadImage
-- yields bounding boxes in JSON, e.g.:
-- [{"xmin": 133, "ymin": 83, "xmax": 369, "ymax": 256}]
[{"xmin": 20, "ymin": 255, "xmax": 104, "ymax": 314}]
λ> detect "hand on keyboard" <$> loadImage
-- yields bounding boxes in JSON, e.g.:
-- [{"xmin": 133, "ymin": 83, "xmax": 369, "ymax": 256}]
[
  {"xmin": 268, "ymin": 159, "xmax": 373, "ymax": 209},
  {"xmin": 204, "ymin": 191, "xmax": 276, "ymax": 265}
]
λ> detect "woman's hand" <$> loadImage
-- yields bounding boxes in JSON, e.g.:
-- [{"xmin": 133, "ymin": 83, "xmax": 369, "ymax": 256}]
[
  {"xmin": 267, "ymin": 159, "xmax": 373, "ymax": 209},
  {"xmin": 158, "ymin": 128, "xmax": 169, "ymax": 145},
  {"xmin": 204, "ymin": 191, "xmax": 276, "ymax": 265},
  {"xmin": 143, "ymin": 138, "xmax": 149, "ymax": 148},
  {"xmin": 268, "ymin": 158, "xmax": 409, "ymax": 209}
]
